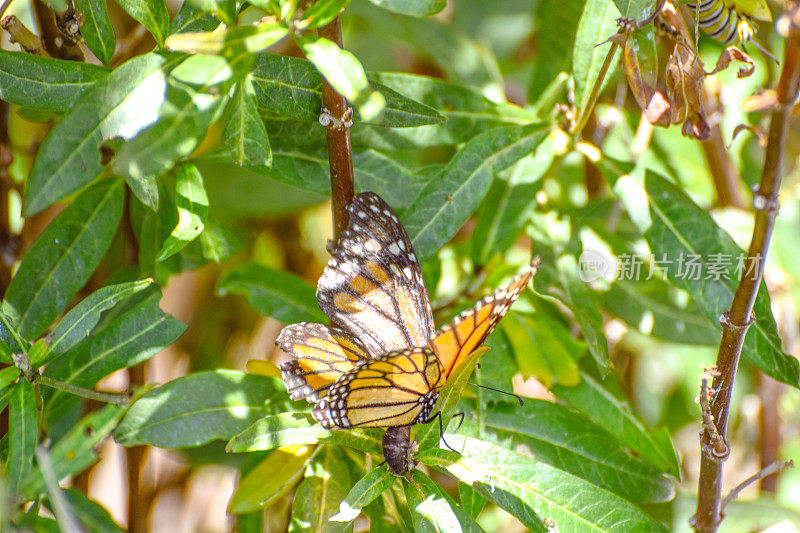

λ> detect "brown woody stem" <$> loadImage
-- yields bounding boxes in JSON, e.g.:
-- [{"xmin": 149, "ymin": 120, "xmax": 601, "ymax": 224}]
[
  {"xmin": 693, "ymin": 4, "xmax": 800, "ymax": 532},
  {"xmin": 318, "ymin": 15, "xmax": 355, "ymax": 243}
]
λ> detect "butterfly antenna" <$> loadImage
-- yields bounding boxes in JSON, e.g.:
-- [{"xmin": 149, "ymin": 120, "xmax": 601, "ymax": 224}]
[
  {"xmin": 423, "ymin": 411, "xmax": 462, "ymax": 453},
  {"xmin": 748, "ymin": 40, "xmax": 779, "ymax": 64},
  {"xmin": 468, "ymin": 382, "xmax": 524, "ymax": 406}
]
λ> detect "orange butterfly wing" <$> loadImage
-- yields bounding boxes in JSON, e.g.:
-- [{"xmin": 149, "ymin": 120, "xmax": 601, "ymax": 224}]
[{"xmin": 430, "ymin": 257, "xmax": 541, "ymax": 379}]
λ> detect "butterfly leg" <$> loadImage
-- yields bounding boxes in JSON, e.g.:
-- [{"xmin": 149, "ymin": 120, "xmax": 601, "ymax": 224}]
[{"xmin": 423, "ymin": 411, "xmax": 461, "ymax": 453}]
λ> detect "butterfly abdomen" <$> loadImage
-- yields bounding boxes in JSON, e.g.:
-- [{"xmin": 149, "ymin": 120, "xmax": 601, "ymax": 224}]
[{"xmin": 686, "ymin": 0, "xmax": 759, "ymax": 44}]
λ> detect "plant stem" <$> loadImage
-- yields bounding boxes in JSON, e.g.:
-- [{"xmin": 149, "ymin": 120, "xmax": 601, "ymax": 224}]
[
  {"xmin": 35, "ymin": 375, "xmax": 129, "ymax": 406},
  {"xmin": 319, "ymin": 15, "xmax": 355, "ymax": 242},
  {"xmin": 693, "ymin": 5, "xmax": 800, "ymax": 532}
]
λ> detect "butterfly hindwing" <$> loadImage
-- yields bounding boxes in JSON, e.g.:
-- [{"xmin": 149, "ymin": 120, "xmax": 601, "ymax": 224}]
[
  {"xmin": 431, "ymin": 257, "xmax": 542, "ymax": 379},
  {"xmin": 277, "ymin": 323, "xmax": 371, "ymax": 403},
  {"xmin": 316, "ymin": 192, "xmax": 435, "ymax": 355},
  {"xmin": 312, "ymin": 347, "xmax": 443, "ymax": 429}
]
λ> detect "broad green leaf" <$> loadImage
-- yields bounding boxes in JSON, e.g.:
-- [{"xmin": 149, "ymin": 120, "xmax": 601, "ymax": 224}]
[
  {"xmin": 330, "ymin": 467, "xmax": 395, "ymax": 523},
  {"xmin": 250, "ymin": 53, "xmax": 443, "ymax": 127},
  {"xmin": 368, "ymin": 0, "xmax": 445, "ymax": 16},
  {"xmin": 112, "ymin": 71, "xmax": 229, "ymax": 195},
  {"xmin": 156, "ymin": 163, "xmax": 209, "ymax": 261},
  {"xmin": 484, "ymin": 402, "xmax": 675, "ymax": 503},
  {"xmin": 644, "ymin": 171, "xmax": 799, "ymax": 386},
  {"xmin": 552, "ymin": 371, "xmax": 680, "ymax": 477},
  {"xmin": 114, "ymin": 370, "xmax": 281, "ymax": 447},
  {"xmin": 227, "ymin": 412, "xmax": 382, "ymax": 454},
  {"xmin": 0, "ymin": 50, "xmax": 110, "ymax": 112},
  {"xmin": 198, "ymin": 216, "xmax": 242, "ymax": 261},
  {"xmin": 289, "ymin": 447, "xmax": 353, "ymax": 532},
  {"xmin": 458, "ymin": 483, "xmax": 485, "ymax": 520},
  {"xmin": 43, "ymin": 288, "xmax": 186, "ymax": 422},
  {"xmin": 613, "ymin": 0, "xmax": 666, "ymax": 19},
  {"xmin": 74, "ymin": 0, "xmax": 116, "ymax": 65},
  {"xmin": 421, "ymin": 436, "xmax": 668, "ymax": 532},
  {"xmin": 34, "ymin": 446, "xmax": 83, "ymax": 532},
  {"xmin": 556, "ymin": 255, "xmax": 612, "ymax": 374},
  {"xmin": 605, "ymin": 277, "xmax": 718, "ymax": 345},
  {"xmin": 501, "ymin": 311, "xmax": 581, "ymax": 387},
  {"xmin": 405, "ymin": 471, "xmax": 483, "ymax": 532},
  {"xmin": 416, "ymin": 347, "xmax": 488, "ymax": 449},
  {"xmin": 63, "ymin": 489, "xmax": 125, "ymax": 533},
  {"xmin": 114, "ymin": 0, "xmax": 169, "ymax": 47},
  {"xmin": 168, "ymin": 1, "xmax": 220, "ymax": 35},
  {"xmin": 24, "ymin": 53, "xmax": 167, "ymax": 215},
  {"xmin": 404, "ymin": 123, "xmax": 549, "ymax": 262},
  {"xmin": 170, "ymin": 54, "xmax": 233, "ymax": 86},
  {"xmin": 6, "ymin": 381, "xmax": 38, "ymax": 496},
  {"xmin": 46, "ymin": 279, "xmax": 154, "ymax": 366},
  {"xmin": 0, "ymin": 310, "xmax": 26, "ymax": 364},
  {"xmin": 21, "ymin": 405, "xmax": 124, "ymax": 498},
  {"xmin": 217, "ymin": 262, "xmax": 326, "ymax": 323},
  {"xmin": 4, "ymin": 178, "xmax": 124, "ymax": 338},
  {"xmin": 297, "ymin": 35, "xmax": 385, "ymax": 121},
  {"xmin": 222, "ymin": 77, "xmax": 271, "ymax": 166},
  {"xmin": 0, "ymin": 366, "xmax": 21, "ymax": 392},
  {"xmin": 228, "ymin": 446, "xmax": 316, "ymax": 514},
  {"xmin": 573, "ymin": 0, "xmax": 621, "ymax": 113},
  {"xmin": 528, "ymin": 0, "xmax": 586, "ymax": 100},
  {"xmin": 301, "ymin": 0, "xmax": 350, "ymax": 28},
  {"xmin": 165, "ymin": 23, "xmax": 288, "ymax": 55}
]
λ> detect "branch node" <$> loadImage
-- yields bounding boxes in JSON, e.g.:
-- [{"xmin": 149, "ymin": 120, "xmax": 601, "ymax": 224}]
[
  {"xmin": 752, "ymin": 192, "xmax": 779, "ymax": 213},
  {"xmin": 319, "ymin": 106, "xmax": 353, "ymax": 131},
  {"xmin": 719, "ymin": 310, "xmax": 755, "ymax": 330}
]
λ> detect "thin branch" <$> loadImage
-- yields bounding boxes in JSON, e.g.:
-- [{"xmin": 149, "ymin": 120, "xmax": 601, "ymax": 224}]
[
  {"xmin": 693, "ymin": 4, "xmax": 800, "ymax": 532},
  {"xmin": 318, "ymin": 15, "xmax": 355, "ymax": 243},
  {"xmin": 720, "ymin": 460, "xmax": 794, "ymax": 513},
  {"xmin": 35, "ymin": 375, "xmax": 130, "ymax": 406}
]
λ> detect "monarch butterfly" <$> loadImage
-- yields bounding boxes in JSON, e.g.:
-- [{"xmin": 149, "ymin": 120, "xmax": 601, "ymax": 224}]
[
  {"xmin": 276, "ymin": 192, "xmax": 539, "ymax": 468},
  {"xmin": 684, "ymin": 0, "xmax": 775, "ymax": 59}
]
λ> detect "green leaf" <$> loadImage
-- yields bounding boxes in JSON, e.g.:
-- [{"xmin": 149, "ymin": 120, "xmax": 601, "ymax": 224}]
[
  {"xmin": 484, "ymin": 402, "xmax": 675, "ymax": 503},
  {"xmin": 612, "ymin": 0, "xmax": 659, "ymax": 18},
  {"xmin": 555, "ymin": 255, "xmax": 612, "ymax": 374},
  {"xmin": 421, "ymin": 436, "xmax": 668, "ymax": 532},
  {"xmin": 43, "ymin": 288, "xmax": 186, "ymax": 422},
  {"xmin": 46, "ymin": 279, "xmax": 154, "ymax": 366},
  {"xmin": 0, "ymin": 310, "xmax": 26, "ymax": 365},
  {"xmin": 297, "ymin": 35, "xmax": 385, "ymax": 121},
  {"xmin": 170, "ymin": 54, "xmax": 233, "ymax": 86},
  {"xmin": 501, "ymin": 311, "xmax": 581, "ymax": 387},
  {"xmin": 222, "ymin": 77, "xmax": 271, "ymax": 166},
  {"xmin": 63, "ymin": 489, "xmax": 125, "ymax": 533},
  {"xmin": 0, "ymin": 366, "xmax": 21, "ymax": 392},
  {"xmin": 289, "ymin": 447, "xmax": 353, "ymax": 532},
  {"xmin": 6, "ymin": 381, "xmax": 38, "ymax": 496},
  {"xmin": 573, "ymin": 0, "xmax": 620, "ymax": 113},
  {"xmin": 227, "ymin": 412, "xmax": 382, "ymax": 454},
  {"xmin": 113, "ymin": 0, "xmax": 169, "ymax": 47},
  {"xmin": 165, "ymin": 23, "xmax": 288, "ymax": 55},
  {"xmin": 114, "ymin": 370, "xmax": 281, "ymax": 447},
  {"xmin": 228, "ymin": 446, "xmax": 316, "ymax": 514},
  {"xmin": 21, "ymin": 405, "xmax": 124, "ymax": 498},
  {"xmin": 528, "ymin": 0, "xmax": 586, "ymax": 100},
  {"xmin": 4, "ymin": 178, "xmax": 124, "ymax": 338},
  {"xmin": 0, "ymin": 50, "xmax": 109, "ymax": 111},
  {"xmin": 34, "ymin": 446, "xmax": 83, "ymax": 532},
  {"xmin": 368, "ymin": 0, "xmax": 446, "ymax": 16},
  {"xmin": 74, "ymin": 0, "xmax": 116, "ymax": 65},
  {"xmin": 301, "ymin": 0, "xmax": 350, "ymax": 28},
  {"xmin": 643, "ymin": 171, "xmax": 800, "ymax": 387},
  {"xmin": 217, "ymin": 262, "xmax": 326, "ymax": 323},
  {"xmin": 156, "ymin": 163, "xmax": 209, "ymax": 261},
  {"xmin": 24, "ymin": 53, "xmax": 167, "ymax": 215},
  {"xmin": 458, "ymin": 483, "xmax": 485, "ymax": 519},
  {"xmin": 404, "ymin": 123, "xmax": 549, "ymax": 262},
  {"xmin": 168, "ymin": 1, "xmax": 219, "ymax": 35},
  {"xmin": 330, "ymin": 467, "xmax": 395, "ymax": 523},
  {"xmin": 405, "ymin": 471, "xmax": 483, "ymax": 532},
  {"xmin": 605, "ymin": 277, "xmax": 718, "ymax": 345},
  {"xmin": 250, "ymin": 53, "xmax": 443, "ymax": 127},
  {"xmin": 552, "ymin": 371, "xmax": 681, "ymax": 477},
  {"xmin": 112, "ymin": 71, "xmax": 229, "ymax": 194}
]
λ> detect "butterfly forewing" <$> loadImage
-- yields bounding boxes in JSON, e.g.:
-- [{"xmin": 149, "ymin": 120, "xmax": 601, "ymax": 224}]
[
  {"xmin": 277, "ymin": 323, "xmax": 371, "ymax": 403},
  {"xmin": 316, "ymin": 192, "xmax": 435, "ymax": 354},
  {"xmin": 312, "ymin": 347, "xmax": 442, "ymax": 429},
  {"xmin": 431, "ymin": 258, "xmax": 541, "ymax": 379}
]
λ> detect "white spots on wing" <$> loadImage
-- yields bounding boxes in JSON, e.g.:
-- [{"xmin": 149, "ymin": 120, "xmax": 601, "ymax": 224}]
[
  {"xmin": 352, "ymin": 223, "xmax": 362, "ymax": 232},
  {"xmin": 370, "ymin": 204, "xmax": 380, "ymax": 213},
  {"xmin": 398, "ymin": 240, "xmax": 406, "ymax": 251},
  {"xmin": 358, "ymin": 210, "xmax": 368, "ymax": 219},
  {"xmin": 403, "ymin": 267, "xmax": 412, "ymax": 279},
  {"xmin": 390, "ymin": 265, "xmax": 402, "ymax": 277},
  {"xmin": 388, "ymin": 242, "xmax": 401, "ymax": 255},
  {"xmin": 365, "ymin": 239, "xmax": 381, "ymax": 252}
]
